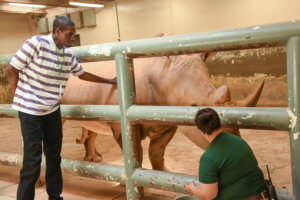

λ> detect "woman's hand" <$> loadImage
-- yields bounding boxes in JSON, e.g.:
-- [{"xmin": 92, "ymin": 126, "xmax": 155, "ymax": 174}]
[{"xmin": 185, "ymin": 181, "xmax": 196, "ymax": 195}]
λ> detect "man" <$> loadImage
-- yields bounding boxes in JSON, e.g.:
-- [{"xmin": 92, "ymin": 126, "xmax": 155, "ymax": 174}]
[
  {"xmin": 185, "ymin": 108, "xmax": 267, "ymax": 200},
  {"xmin": 5, "ymin": 16, "xmax": 116, "ymax": 200}
]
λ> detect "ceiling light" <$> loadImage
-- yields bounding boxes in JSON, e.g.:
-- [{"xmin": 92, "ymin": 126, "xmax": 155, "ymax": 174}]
[
  {"xmin": 69, "ymin": 1, "xmax": 104, "ymax": 8},
  {"xmin": 8, "ymin": 2, "xmax": 46, "ymax": 8}
]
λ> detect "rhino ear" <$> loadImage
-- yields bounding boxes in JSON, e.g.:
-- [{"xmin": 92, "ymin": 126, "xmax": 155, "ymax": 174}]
[
  {"xmin": 154, "ymin": 33, "xmax": 165, "ymax": 37},
  {"xmin": 199, "ymin": 52, "xmax": 217, "ymax": 62},
  {"xmin": 153, "ymin": 33, "xmax": 173, "ymax": 37}
]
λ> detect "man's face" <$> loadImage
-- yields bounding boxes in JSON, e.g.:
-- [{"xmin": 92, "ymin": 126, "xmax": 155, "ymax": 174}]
[{"xmin": 56, "ymin": 26, "xmax": 76, "ymax": 47}]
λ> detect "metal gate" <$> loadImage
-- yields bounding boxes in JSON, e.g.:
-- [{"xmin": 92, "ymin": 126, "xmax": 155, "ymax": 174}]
[{"xmin": 0, "ymin": 21, "xmax": 299, "ymax": 200}]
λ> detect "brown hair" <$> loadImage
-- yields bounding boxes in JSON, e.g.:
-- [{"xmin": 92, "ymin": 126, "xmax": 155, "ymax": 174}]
[{"xmin": 194, "ymin": 108, "xmax": 221, "ymax": 135}]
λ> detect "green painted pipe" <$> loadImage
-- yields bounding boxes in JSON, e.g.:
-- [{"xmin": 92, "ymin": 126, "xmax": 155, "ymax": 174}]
[
  {"xmin": 287, "ymin": 36, "xmax": 300, "ymax": 200},
  {"xmin": 126, "ymin": 106, "xmax": 291, "ymax": 131},
  {"xmin": 0, "ymin": 54, "xmax": 12, "ymax": 68},
  {"xmin": 0, "ymin": 152, "xmax": 125, "ymax": 183},
  {"xmin": 132, "ymin": 168, "xmax": 197, "ymax": 194},
  {"xmin": 115, "ymin": 53, "xmax": 144, "ymax": 199},
  {"xmin": 1, "ymin": 21, "xmax": 300, "ymax": 67},
  {"xmin": 0, "ymin": 104, "xmax": 16, "ymax": 117},
  {"xmin": 0, "ymin": 104, "xmax": 120, "ymax": 121},
  {"xmin": 60, "ymin": 105, "xmax": 120, "ymax": 121},
  {"xmin": 0, "ymin": 105, "xmax": 291, "ymax": 130},
  {"xmin": 0, "ymin": 152, "xmax": 196, "ymax": 194},
  {"xmin": 0, "ymin": 152, "xmax": 294, "ymax": 199},
  {"xmin": 46, "ymin": 20, "xmax": 300, "ymax": 62}
]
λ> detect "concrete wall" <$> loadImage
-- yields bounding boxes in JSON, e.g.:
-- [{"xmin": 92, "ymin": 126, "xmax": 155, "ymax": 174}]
[
  {"xmin": 0, "ymin": 13, "xmax": 37, "ymax": 54},
  {"xmin": 43, "ymin": 0, "xmax": 300, "ymax": 44},
  {"xmin": 2, "ymin": 0, "xmax": 300, "ymax": 50}
]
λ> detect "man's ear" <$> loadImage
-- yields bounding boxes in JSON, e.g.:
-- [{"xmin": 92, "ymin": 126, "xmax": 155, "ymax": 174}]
[{"xmin": 54, "ymin": 28, "xmax": 60, "ymax": 36}]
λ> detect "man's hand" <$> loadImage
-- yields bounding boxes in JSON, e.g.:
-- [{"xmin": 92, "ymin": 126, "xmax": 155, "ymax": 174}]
[{"xmin": 110, "ymin": 76, "xmax": 117, "ymax": 84}]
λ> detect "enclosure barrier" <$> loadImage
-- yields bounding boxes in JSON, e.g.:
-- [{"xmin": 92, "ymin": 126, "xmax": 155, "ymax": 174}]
[{"xmin": 0, "ymin": 21, "xmax": 300, "ymax": 200}]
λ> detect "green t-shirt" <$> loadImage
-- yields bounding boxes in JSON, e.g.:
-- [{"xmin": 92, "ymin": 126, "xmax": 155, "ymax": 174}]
[{"xmin": 199, "ymin": 132, "xmax": 266, "ymax": 200}]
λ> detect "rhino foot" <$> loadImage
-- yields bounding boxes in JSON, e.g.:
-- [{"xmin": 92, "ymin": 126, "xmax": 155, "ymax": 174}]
[
  {"xmin": 36, "ymin": 172, "xmax": 45, "ymax": 187},
  {"xmin": 84, "ymin": 154, "xmax": 103, "ymax": 162},
  {"xmin": 82, "ymin": 129, "xmax": 103, "ymax": 162},
  {"xmin": 161, "ymin": 165, "xmax": 170, "ymax": 172},
  {"xmin": 84, "ymin": 149, "xmax": 103, "ymax": 162}
]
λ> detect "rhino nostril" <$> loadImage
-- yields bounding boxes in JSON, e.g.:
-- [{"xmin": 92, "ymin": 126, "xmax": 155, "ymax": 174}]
[{"xmin": 191, "ymin": 103, "xmax": 197, "ymax": 106}]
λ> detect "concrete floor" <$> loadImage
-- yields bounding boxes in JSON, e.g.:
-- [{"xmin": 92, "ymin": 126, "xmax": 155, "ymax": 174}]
[{"xmin": 0, "ymin": 165, "xmax": 180, "ymax": 200}]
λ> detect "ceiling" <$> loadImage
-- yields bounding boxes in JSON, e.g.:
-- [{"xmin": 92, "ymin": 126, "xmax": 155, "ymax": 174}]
[{"xmin": 0, "ymin": 0, "xmax": 115, "ymax": 14}]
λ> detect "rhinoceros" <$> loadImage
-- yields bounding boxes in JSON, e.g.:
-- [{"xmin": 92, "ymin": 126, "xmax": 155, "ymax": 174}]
[{"xmin": 61, "ymin": 52, "xmax": 264, "ymax": 170}]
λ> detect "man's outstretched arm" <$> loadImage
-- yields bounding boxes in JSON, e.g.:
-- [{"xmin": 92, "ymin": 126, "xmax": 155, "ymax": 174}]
[{"xmin": 78, "ymin": 71, "xmax": 117, "ymax": 84}]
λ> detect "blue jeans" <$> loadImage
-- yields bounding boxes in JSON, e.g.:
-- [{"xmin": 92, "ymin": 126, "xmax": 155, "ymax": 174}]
[{"xmin": 17, "ymin": 108, "xmax": 63, "ymax": 200}]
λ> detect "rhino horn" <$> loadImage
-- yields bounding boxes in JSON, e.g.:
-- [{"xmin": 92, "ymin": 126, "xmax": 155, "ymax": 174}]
[
  {"xmin": 212, "ymin": 85, "xmax": 231, "ymax": 105},
  {"xmin": 235, "ymin": 81, "xmax": 264, "ymax": 107}
]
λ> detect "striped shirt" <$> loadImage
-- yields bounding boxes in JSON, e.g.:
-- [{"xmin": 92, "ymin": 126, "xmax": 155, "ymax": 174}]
[{"xmin": 10, "ymin": 34, "xmax": 84, "ymax": 115}]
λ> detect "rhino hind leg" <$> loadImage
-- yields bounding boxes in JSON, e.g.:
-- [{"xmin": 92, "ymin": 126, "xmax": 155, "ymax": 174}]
[
  {"xmin": 76, "ymin": 127, "xmax": 89, "ymax": 144},
  {"xmin": 148, "ymin": 126, "xmax": 177, "ymax": 171},
  {"xmin": 223, "ymin": 127, "xmax": 241, "ymax": 137},
  {"xmin": 83, "ymin": 129, "xmax": 103, "ymax": 162}
]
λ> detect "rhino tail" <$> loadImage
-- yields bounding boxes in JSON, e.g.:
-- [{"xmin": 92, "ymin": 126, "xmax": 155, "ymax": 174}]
[{"xmin": 235, "ymin": 81, "xmax": 264, "ymax": 107}]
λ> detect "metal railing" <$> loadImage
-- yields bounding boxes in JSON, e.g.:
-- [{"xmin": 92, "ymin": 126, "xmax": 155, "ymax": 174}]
[{"xmin": 0, "ymin": 21, "xmax": 299, "ymax": 199}]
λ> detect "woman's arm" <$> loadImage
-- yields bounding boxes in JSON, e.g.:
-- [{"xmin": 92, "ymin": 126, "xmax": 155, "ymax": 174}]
[
  {"xmin": 185, "ymin": 181, "xmax": 218, "ymax": 200},
  {"xmin": 78, "ymin": 71, "xmax": 117, "ymax": 84}
]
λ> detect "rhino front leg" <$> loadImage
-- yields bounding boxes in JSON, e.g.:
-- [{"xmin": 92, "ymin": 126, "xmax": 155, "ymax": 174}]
[
  {"xmin": 108, "ymin": 122, "xmax": 123, "ymax": 149},
  {"xmin": 83, "ymin": 129, "xmax": 103, "ymax": 162},
  {"xmin": 109, "ymin": 122, "xmax": 143, "ymax": 167},
  {"xmin": 148, "ymin": 126, "xmax": 177, "ymax": 170}
]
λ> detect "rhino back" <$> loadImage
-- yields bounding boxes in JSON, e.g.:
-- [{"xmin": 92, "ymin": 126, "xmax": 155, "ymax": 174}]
[{"xmin": 62, "ymin": 58, "xmax": 154, "ymax": 105}]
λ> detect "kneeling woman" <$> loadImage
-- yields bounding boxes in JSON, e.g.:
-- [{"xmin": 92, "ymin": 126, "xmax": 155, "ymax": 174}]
[{"xmin": 185, "ymin": 108, "xmax": 267, "ymax": 200}]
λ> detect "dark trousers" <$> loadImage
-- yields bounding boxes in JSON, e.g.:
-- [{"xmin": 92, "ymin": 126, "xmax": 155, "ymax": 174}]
[{"xmin": 17, "ymin": 108, "xmax": 63, "ymax": 200}]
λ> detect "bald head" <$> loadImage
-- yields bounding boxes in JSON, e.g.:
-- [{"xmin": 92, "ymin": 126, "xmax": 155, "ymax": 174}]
[{"xmin": 53, "ymin": 16, "xmax": 75, "ymax": 34}]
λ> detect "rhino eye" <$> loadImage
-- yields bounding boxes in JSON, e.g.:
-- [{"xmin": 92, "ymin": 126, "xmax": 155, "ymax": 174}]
[{"xmin": 191, "ymin": 103, "xmax": 197, "ymax": 106}]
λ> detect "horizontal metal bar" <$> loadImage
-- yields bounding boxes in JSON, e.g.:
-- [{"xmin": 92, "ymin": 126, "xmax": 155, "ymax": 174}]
[
  {"xmin": 276, "ymin": 189, "xmax": 296, "ymax": 200},
  {"xmin": 0, "ymin": 105, "xmax": 292, "ymax": 130},
  {"xmin": 0, "ymin": 54, "xmax": 12, "ymax": 68},
  {"xmin": 52, "ymin": 21, "xmax": 300, "ymax": 62},
  {"xmin": 0, "ymin": 104, "xmax": 121, "ymax": 121},
  {"xmin": 0, "ymin": 104, "xmax": 16, "ymax": 118},
  {"xmin": 0, "ymin": 152, "xmax": 124, "ymax": 183},
  {"xmin": 1, "ymin": 21, "xmax": 300, "ymax": 67},
  {"xmin": 132, "ymin": 168, "xmax": 196, "ymax": 194},
  {"xmin": 0, "ymin": 152, "xmax": 195, "ymax": 194},
  {"xmin": 0, "ymin": 152, "xmax": 294, "ymax": 198},
  {"xmin": 132, "ymin": 168, "xmax": 296, "ymax": 199},
  {"xmin": 127, "ymin": 106, "xmax": 291, "ymax": 131},
  {"xmin": 60, "ymin": 105, "xmax": 120, "ymax": 121}
]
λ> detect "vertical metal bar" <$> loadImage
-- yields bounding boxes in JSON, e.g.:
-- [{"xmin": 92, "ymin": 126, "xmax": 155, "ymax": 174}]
[
  {"xmin": 115, "ymin": 53, "xmax": 144, "ymax": 199},
  {"xmin": 115, "ymin": 2, "xmax": 121, "ymax": 42},
  {"xmin": 287, "ymin": 36, "xmax": 300, "ymax": 199}
]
